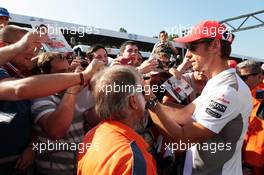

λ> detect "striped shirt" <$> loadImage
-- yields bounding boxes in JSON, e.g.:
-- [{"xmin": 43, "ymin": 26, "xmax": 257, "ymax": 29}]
[{"xmin": 31, "ymin": 88, "xmax": 95, "ymax": 175}]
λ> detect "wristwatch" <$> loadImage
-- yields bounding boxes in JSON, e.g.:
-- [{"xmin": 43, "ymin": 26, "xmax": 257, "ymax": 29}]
[{"xmin": 145, "ymin": 97, "xmax": 159, "ymax": 109}]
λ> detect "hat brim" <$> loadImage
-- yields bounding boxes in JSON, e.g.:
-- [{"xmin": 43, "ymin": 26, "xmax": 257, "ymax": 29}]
[
  {"xmin": 173, "ymin": 34, "xmax": 204, "ymax": 44},
  {"xmin": 0, "ymin": 14, "xmax": 11, "ymax": 19}
]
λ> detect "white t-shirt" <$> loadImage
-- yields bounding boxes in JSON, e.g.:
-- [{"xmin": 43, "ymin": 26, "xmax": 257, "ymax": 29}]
[{"xmin": 183, "ymin": 68, "xmax": 252, "ymax": 175}]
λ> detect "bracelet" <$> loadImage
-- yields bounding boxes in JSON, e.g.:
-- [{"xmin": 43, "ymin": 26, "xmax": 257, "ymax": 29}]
[
  {"xmin": 65, "ymin": 91, "xmax": 78, "ymax": 95},
  {"xmin": 79, "ymin": 72, "xmax": 84, "ymax": 86}
]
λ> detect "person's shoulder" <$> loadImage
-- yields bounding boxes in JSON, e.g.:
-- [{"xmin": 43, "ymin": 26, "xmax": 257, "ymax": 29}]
[
  {"xmin": 84, "ymin": 122, "xmax": 132, "ymax": 146},
  {"xmin": 83, "ymin": 123, "xmax": 134, "ymax": 160},
  {"xmin": 31, "ymin": 95, "xmax": 59, "ymax": 117},
  {"xmin": 205, "ymin": 84, "xmax": 239, "ymax": 102},
  {"xmin": 207, "ymin": 73, "xmax": 239, "ymax": 94}
]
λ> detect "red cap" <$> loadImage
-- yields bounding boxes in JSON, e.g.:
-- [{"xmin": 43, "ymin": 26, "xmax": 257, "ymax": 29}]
[
  {"xmin": 227, "ymin": 60, "xmax": 237, "ymax": 68},
  {"xmin": 174, "ymin": 20, "xmax": 235, "ymax": 44}
]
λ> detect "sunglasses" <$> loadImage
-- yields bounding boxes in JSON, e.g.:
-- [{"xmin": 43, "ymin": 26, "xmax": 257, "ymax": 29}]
[
  {"xmin": 186, "ymin": 39, "xmax": 214, "ymax": 52},
  {"xmin": 239, "ymin": 73, "xmax": 259, "ymax": 81}
]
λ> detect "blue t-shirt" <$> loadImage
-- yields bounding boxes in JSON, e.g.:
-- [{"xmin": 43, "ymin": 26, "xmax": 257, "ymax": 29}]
[{"xmin": 0, "ymin": 67, "xmax": 32, "ymax": 158}]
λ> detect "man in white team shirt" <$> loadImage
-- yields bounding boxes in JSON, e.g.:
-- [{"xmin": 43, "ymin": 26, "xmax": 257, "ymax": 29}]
[{"xmin": 145, "ymin": 20, "xmax": 252, "ymax": 175}]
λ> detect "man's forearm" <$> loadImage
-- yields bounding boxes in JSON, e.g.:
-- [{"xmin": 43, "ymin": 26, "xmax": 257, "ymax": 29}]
[
  {"xmin": 40, "ymin": 93, "xmax": 77, "ymax": 140},
  {"xmin": 0, "ymin": 42, "xmax": 21, "ymax": 66},
  {"xmin": 0, "ymin": 72, "xmax": 91, "ymax": 100},
  {"xmin": 155, "ymin": 102, "xmax": 194, "ymax": 124},
  {"xmin": 152, "ymin": 103, "xmax": 184, "ymax": 139},
  {"xmin": 150, "ymin": 101, "xmax": 195, "ymax": 137}
]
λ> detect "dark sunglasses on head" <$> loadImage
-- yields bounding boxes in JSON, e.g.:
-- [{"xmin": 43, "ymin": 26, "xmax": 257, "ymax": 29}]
[
  {"xmin": 186, "ymin": 39, "xmax": 214, "ymax": 52},
  {"xmin": 239, "ymin": 72, "xmax": 259, "ymax": 81}
]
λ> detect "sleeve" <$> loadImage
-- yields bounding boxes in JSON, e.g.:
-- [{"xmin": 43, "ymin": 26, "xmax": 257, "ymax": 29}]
[
  {"xmin": 31, "ymin": 96, "xmax": 57, "ymax": 123},
  {"xmin": 193, "ymin": 86, "xmax": 239, "ymax": 134}
]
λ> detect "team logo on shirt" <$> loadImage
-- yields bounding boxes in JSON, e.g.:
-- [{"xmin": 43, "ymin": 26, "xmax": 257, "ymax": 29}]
[
  {"xmin": 215, "ymin": 94, "xmax": 230, "ymax": 104},
  {"xmin": 205, "ymin": 108, "xmax": 222, "ymax": 118},
  {"xmin": 209, "ymin": 100, "xmax": 227, "ymax": 113}
]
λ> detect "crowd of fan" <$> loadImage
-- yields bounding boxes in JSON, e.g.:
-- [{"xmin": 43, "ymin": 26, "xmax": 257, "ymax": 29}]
[{"xmin": 0, "ymin": 7, "xmax": 263, "ymax": 175}]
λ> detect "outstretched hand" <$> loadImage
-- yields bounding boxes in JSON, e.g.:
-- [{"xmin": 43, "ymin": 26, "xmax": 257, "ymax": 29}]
[
  {"xmin": 82, "ymin": 59, "xmax": 105, "ymax": 81},
  {"xmin": 15, "ymin": 31, "xmax": 50, "ymax": 54},
  {"xmin": 137, "ymin": 56, "xmax": 159, "ymax": 74}
]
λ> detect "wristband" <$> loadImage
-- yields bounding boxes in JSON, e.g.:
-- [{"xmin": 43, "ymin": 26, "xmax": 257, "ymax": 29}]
[
  {"xmin": 145, "ymin": 97, "xmax": 159, "ymax": 109},
  {"xmin": 65, "ymin": 91, "xmax": 78, "ymax": 95}
]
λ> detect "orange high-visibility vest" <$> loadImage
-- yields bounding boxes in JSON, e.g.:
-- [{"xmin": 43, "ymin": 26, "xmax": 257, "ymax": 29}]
[
  {"xmin": 243, "ymin": 115, "xmax": 264, "ymax": 167},
  {"xmin": 243, "ymin": 83, "xmax": 264, "ymax": 168}
]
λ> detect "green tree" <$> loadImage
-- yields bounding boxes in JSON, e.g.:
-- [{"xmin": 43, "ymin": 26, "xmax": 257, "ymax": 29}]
[
  {"xmin": 168, "ymin": 34, "xmax": 179, "ymax": 41},
  {"xmin": 119, "ymin": 27, "xmax": 127, "ymax": 33}
]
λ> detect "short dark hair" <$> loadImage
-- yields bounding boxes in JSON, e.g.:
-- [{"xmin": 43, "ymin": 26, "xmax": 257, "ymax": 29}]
[
  {"xmin": 220, "ymin": 40, "xmax": 231, "ymax": 59},
  {"xmin": 159, "ymin": 30, "xmax": 168, "ymax": 37},
  {"xmin": 86, "ymin": 44, "xmax": 107, "ymax": 61},
  {"xmin": 119, "ymin": 41, "xmax": 138, "ymax": 55}
]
